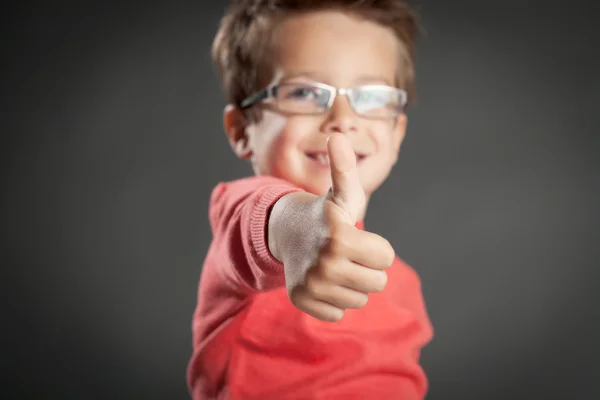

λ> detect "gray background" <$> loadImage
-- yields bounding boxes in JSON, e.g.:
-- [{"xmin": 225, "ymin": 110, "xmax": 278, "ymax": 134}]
[{"xmin": 2, "ymin": 1, "xmax": 599, "ymax": 399}]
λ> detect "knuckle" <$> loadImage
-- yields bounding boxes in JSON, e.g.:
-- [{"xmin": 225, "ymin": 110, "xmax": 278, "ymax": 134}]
[
  {"xmin": 360, "ymin": 293, "xmax": 369, "ymax": 307},
  {"xmin": 382, "ymin": 238, "xmax": 393, "ymax": 252},
  {"xmin": 372, "ymin": 271, "xmax": 388, "ymax": 292},
  {"xmin": 384, "ymin": 240, "xmax": 395, "ymax": 265},
  {"xmin": 307, "ymin": 307, "xmax": 344, "ymax": 323},
  {"xmin": 352, "ymin": 293, "xmax": 369, "ymax": 308},
  {"xmin": 343, "ymin": 272, "xmax": 362, "ymax": 290},
  {"xmin": 318, "ymin": 257, "xmax": 340, "ymax": 283},
  {"xmin": 304, "ymin": 277, "xmax": 320, "ymax": 298},
  {"xmin": 325, "ymin": 309, "xmax": 344, "ymax": 322},
  {"xmin": 375, "ymin": 237, "xmax": 395, "ymax": 267}
]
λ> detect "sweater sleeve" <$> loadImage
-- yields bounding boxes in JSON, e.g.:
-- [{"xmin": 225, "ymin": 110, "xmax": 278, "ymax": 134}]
[{"xmin": 207, "ymin": 176, "xmax": 303, "ymax": 292}]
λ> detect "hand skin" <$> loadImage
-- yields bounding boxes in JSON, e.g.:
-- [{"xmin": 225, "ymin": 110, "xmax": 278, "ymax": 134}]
[{"xmin": 268, "ymin": 133, "xmax": 396, "ymax": 322}]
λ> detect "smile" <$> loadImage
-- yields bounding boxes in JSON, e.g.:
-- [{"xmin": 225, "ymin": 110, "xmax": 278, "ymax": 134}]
[{"xmin": 305, "ymin": 152, "xmax": 367, "ymax": 168}]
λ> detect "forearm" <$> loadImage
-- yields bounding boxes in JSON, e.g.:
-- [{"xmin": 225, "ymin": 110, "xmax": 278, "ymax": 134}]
[{"xmin": 209, "ymin": 178, "xmax": 303, "ymax": 291}]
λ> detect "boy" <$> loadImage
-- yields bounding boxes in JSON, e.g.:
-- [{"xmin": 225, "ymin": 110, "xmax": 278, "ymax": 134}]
[{"xmin": 188, "ymin": 1, "xmax": 433, "ymax": 398}]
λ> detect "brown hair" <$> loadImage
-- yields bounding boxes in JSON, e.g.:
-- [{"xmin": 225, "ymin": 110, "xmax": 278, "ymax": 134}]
[{"xmin": 212, "ymin": 0, "xmax": 422, "ymax": 121}]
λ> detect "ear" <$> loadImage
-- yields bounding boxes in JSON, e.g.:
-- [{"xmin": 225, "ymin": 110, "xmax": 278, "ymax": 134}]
[
  {"xmin": 223, "ymin": 104, "xmax": 252, "ymax": 159},
  {"xmin": 391, "ymin": 113, "xmax": 407, "ymax": 164}
]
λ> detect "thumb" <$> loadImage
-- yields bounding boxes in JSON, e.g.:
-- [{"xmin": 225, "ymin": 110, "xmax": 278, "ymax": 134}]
[{"xmin": 326, "ymin": 133, "xmax": 365, "ymax": 223}]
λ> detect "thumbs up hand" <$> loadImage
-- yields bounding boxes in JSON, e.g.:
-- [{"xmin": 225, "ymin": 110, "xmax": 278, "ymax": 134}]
[{"xmin": 268, "ymin": 133, "xmax": 396, "ymax": 322}]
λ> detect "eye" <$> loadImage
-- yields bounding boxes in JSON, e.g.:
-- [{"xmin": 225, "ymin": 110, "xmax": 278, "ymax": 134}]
[
  {"xmin": 285, "ymin": 86, "xmax": 319, "ymax": 101},
  {"xmin": 353, "ymin": 90, "xmax": 387, "ymax": 111},
  {"xmin": 355, "ymin": 91, "xmax": 374, "ymax": 102}
]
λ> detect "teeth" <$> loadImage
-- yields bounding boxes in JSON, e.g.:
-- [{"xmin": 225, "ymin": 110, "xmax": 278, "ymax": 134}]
[{"xmin": 316, "ymin": 154, "xmax": 330, "ymax": 164}]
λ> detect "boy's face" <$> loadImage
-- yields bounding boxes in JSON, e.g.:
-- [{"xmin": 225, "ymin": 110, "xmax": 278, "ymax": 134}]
[{"xmin": 225, "ymin": 10, "xmax": 407, "ymax": 205}]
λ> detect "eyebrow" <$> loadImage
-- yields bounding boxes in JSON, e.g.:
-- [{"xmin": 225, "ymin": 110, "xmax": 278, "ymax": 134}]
[{"xmin": 280, "ymin": 70, "xmax": 393, "ymax": 86}]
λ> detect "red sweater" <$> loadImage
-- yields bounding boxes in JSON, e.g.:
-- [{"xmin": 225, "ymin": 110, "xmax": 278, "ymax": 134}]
[{"xmin": 187, "ymin": 176, "xmax": 433, "ymax": 399}]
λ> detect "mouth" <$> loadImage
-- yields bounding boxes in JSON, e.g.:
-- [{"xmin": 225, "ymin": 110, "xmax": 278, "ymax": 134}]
[{"xmin": 305, "ymin": 151, "xmax": 367, "ymax": 168}]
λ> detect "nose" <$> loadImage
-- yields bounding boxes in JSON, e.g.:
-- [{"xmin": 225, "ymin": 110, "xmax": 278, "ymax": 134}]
[{"xmin": 321, "ymin": 94, "xmax": 358, "ymax": 135}]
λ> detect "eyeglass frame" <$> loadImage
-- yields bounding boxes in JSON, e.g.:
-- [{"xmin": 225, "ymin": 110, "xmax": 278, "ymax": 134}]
[{"xmin": 239, "ymin": 81, "xmax": 408, "ymax": 119}]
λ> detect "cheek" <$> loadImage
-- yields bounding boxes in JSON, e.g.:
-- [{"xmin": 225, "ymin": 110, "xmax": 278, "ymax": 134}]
[
  {"xmin": 371, "ymin": 122, "xmax": 397, "ymax": 153},
  {"xmin": 266, "ymin": 117, "xmax": 317, "ymax": 155},
  {"xmin": 251, "ymin": 114, "xmax": 315, "ymax": 173},
  {"xmin": 250, "ymin": 112, "xmax": 287, "ymax": 152},
  {"xmin": 360, "ymin": 125, "xmax": 398, "ymax": 190},
  {"xmin": 280, "ymin": 117, "xmax": 317, "ymax": 141}
]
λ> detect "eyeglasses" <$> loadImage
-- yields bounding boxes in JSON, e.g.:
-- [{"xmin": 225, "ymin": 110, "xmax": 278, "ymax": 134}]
[{"xmin": 240, "ymin": 81, "xmax": 407, "ymax": 119}]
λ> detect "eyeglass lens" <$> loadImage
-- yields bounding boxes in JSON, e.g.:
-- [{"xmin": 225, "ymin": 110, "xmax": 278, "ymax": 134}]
[{"xmin": 274, "ymin": 83, "xmax": 402, "ymax": 118}]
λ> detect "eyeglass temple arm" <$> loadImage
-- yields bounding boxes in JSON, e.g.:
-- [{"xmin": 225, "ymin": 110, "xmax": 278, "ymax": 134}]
[{"xmin": 240, "ymin": 89, "xmax": 270, "ymax": 109}]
